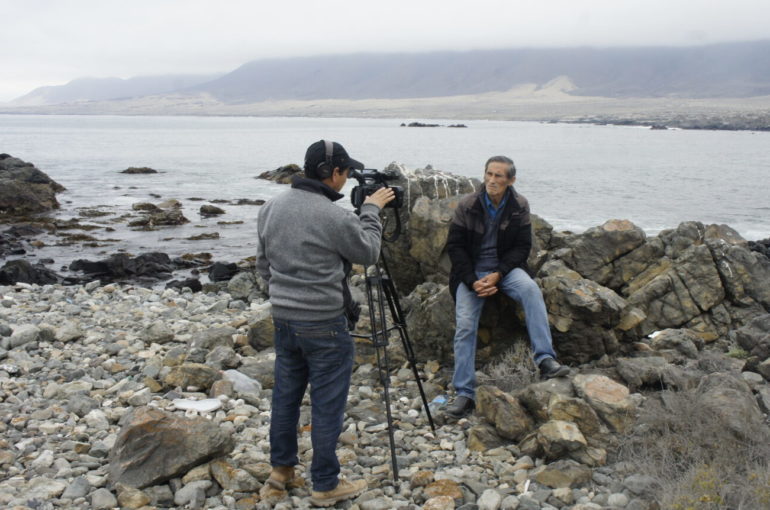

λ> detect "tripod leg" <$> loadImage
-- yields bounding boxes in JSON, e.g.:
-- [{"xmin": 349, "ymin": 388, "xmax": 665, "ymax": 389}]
[
  {"xmin": 365, "ymin": 265, "xmax": 400, "ymax": 481},
  {"xmin": 381, "ymin": 276, "xmax": 436, "ymax": 431}
]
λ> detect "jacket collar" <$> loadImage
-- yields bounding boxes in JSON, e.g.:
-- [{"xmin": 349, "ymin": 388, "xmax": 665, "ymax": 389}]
[
  {"xmin": 291, "ymin": 175, "xmax": 345, "ymax": 202},
  {"xmin": 471, "ymin": 186, "xmax": 517, "ymax": 215}
]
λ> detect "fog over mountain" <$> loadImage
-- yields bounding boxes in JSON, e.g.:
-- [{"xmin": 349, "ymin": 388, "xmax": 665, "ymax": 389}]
[
  {"xmin": 11, "ymin": 74, "xmax": 223, "ymax": 106},
  {"xmin": 8, "ymin": 40, "xmax": 770, "ymax": 107}
]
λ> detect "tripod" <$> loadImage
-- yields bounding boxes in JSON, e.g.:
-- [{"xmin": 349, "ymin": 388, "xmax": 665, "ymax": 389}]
[{"xmin": 351, "ymin": 248, "xmax": 436, "ymax": 482}]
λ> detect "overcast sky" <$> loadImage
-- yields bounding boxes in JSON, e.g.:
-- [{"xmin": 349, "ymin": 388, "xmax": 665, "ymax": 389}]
[{"xmin": 1, "ymin": 0, "xmax": 769, "ymax": 101}]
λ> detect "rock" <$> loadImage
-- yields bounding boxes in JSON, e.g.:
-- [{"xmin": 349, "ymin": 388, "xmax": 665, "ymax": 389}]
[
  {"xmin": 0, "ymin": 154, "xmax": 65, "ymax": 214},
  {"xmin": 132, "ymin": 201, "xmax": 161, "ymax": 212},
  {"xmin": 475, "ymin": 385, "xmax": 534, "ymax": 441},
  {"xmin": 116, "ymin": 483, "xmax": 152, "ymax": 509},
  {"xmin": 547, "ymin": 394, "xmax": 603, "ymax": 438},
  {"xmin": 228, "ymin": 271, "xmax": 256, "ymax": 300},
  {"xmin": 695, "ymin": 372, "xmax": 765, "ymax": 440},
  {"xmin": 733, "ymin": 314, "xmax": 770, "ymax": 360},
  {"xmin": 62, "ymin": 476, "xmax": 91, "ymax": 499},
  {"xmin": 615, "ymin": 356, "xmax": 695, "ymax": 391},
  {"xmin": 377, "ymin": 163, "xmax": 478, "ymax": 294},
  {"xmin": 536, "ymin": 420, "xmax": 588, "ymax": 459},
  {"xmin": 572, "ymin": 374, "xmax": 635, "ymax": 433},
  {"xmin": 55, "ymin": 321, "xmax": 84, "ymax": 342},
  {"xmin": 405, "ymin": 283, "xmax": 456, "ymax": 364},
  {"xmin": 424, "ymin": 478, "xmax": 464, "ymax": 500},
  {"xmin": 9, "ymin": 324, "xmax": 43, "ymax": 348},
  {"xmin": 208, "ymin": 261, "xmax": 239, "ymax": 282},
  {"xmin": 164, "ymin": 363, "xmax": 221, "ymax": 390},
  {"xmin": 210, "ymin": 458, "xmax": 260, "ymax": 491},
  {"xmin": 532, "ymin": 459, "xmax": 592, "ymax": 488},
  {"xmin": 191, "ymin": 326, "xmax": 236, "ymax": 350},
  {"xmin": 424, "ymin": 495, "xmax": 456, "ymax": 509},
  {"xmin": 108, "ymin": 406, "xmax": 234, "ymax": 488},
  {"xmin": 517, "ymin": 377, "xmax": 575, "ymax": 422},
  {"xmin": 561, "ymin": 219, "xmax": 648, "ymax": 285},
  {"xmin": 478, "ymin": 489, "xmax": 503, "ymax": 510},
  {"xmin": 91, "ymin": 487, "xmax": 118, "ymax": 509},
  {"xmin": 0, "ymin": 259, "xmax": 60, "ymax": 285},
  {"xmin": 166, "ymin": 277, "xmax": 203, "ymax": 292},
  {"xmin": 247, "ymin": 315, "xmax": 275, "ymax": 351},
  {"xmin": 143, "ymin": 320, "xmax": 175, "ymax": 344},
  {"xmin": 121, "ymin": 166, "xmax": 158, "ymax": 174},
  {"xmin": 708, "ymin": 236, "xmax": 770, "ymax": 309},
  {"xmin": 623, "ymin": 474, "xmax": 659, "ymax": 497},
  {"xmin": 70, "ymin": 252, "xmax": 177, "ymax": 283},
  {"xmin": 467, "ymin": 423, "xmax": 506, "ymax": 451},
  {"xmin": 129, "ymin": 208, "xmax": 189, "ymax": 227},
  {"xmin": 649, "ymin": 328, "xmax": 701, "ymax": 359},
  {"xmin": 257, "ymin": 163, "xmax": 303, "ymax": 184},
  {"xmin": 174, "ymin": 480, "xmax": 212, "ymax": 506},
  {"xmin": 200, "ymin": 204, "xmax": 226, "ymax": 216},
  {"xmin": 539, "ymin": 260, "xmax": 629, "ymax": 362},
  {"xmin": 222, "ymin": 369, "xmax": 262, "ymax": 401}
]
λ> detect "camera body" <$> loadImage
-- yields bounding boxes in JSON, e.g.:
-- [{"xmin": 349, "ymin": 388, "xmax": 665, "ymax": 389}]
[{"xmin": 350, "ymin": 169, "xmax": 404, "ymax": 210}]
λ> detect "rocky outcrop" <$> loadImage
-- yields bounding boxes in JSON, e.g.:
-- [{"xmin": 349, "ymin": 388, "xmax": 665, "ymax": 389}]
[
  {"xmin": 0, "ymin": 154, "xmax": 65, "ymax": 215},
  {"xmin": 0, "ymin": 259, "xmax": 60, "ymax": 285},
  {"xmin": 256, "ymin": 164, "xmax": 303, "ymax": 184}
]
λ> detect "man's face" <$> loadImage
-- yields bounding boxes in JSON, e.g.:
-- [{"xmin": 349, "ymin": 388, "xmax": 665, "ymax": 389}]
[{"xmin": 484, "ymin": 161, "xmax": 515, "ymax": 202}]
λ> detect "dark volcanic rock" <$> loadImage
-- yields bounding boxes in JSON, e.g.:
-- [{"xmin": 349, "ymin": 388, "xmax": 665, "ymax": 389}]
[
  {"xmin": 208, "ymin": 262, "xmax": 239, "ymax": 282},
  {"xmin": 120, "ymin": 167, "xmax": 158, "ymax": 174},
  {"xmin": 199, "ymin": 204, "xmax": 225, "ymax": 216},
  {"xmin": 69, "ymin": 252, "xmax": 176, "ymax": 282},
  {"xmin": 0, "ymin": 154, "xmax": 66, "ymax": 215},
  {"xmin": 0, "ymin": 259, "xmax": 60, "ymax": 285},
  {"xmin": 256, "ymin": 164, "xmax": 303, "ymax": 184},
  {"xmin": 165, "ymin": 278, "xmax": 203, "ymax": 292}
]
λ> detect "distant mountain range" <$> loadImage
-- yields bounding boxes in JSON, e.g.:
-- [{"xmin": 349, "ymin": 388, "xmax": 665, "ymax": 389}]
[
  {"xmin": 11, "ymin": 74, "xmax": 223, "ymax": 106},
  {"xmin": 9, "ymin": 40, "xmax": 770, "ymax": 106}
]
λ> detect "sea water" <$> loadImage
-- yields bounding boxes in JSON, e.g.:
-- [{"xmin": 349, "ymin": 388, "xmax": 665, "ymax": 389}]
[{"xmin": 1, "ymin": 114, "xmax": 768, "ymax": 268}]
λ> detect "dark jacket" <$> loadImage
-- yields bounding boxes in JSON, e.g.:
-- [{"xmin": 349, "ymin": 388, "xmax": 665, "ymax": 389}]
[{"xmin": 446, "ymin": 187, "xmax": 532, "ymax": 300}]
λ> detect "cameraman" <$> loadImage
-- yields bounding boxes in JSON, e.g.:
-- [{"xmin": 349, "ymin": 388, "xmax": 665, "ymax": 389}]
[{"xmin": 256, "ymin": 140, "xmax": 394, "ymax": 506}]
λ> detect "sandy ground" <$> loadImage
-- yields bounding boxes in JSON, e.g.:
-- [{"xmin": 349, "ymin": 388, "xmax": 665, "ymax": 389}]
[{"xmin": 3, "ymin": 78, "xmax": 770, "ymax": 128}]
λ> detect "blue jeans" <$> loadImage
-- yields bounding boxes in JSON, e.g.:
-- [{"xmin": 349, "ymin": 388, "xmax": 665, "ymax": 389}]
[
  {"xmin": 270, "ymin": 314, "xmax": 354, "ymax": 492},
  {"xmin": 452, "ymin": 268, "xmax": 557, "ymax": 400}
]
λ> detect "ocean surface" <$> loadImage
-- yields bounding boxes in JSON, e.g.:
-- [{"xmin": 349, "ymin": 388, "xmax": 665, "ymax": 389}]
[{"xmin": 1, "ymin": 114, "xmax": 769, "ymax": 272}]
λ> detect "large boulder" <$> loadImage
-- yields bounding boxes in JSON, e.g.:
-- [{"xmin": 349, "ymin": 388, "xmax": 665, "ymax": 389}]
[
  {"xmin": 0, "ymin": 154, "xmax": 65, "ymax": 215},
  {"xmin": 538, "ymin": 260, "xmax": 634, "ymax": 362},
  {"xmin": 257, "ymin": 164, "xmax": 303, "ymax": 184},
  {"xmin": 70, "ymin": 252, "xmax": 177, "ymax": 282},
  {"xmin": 0, "ymin": 259, "xmax": 60, "ymax": 285},
  {"xmin": 732, "ymin": 314, "xmax": 770, "ymax": 361},
  {"xmin": 378, "ymin": 163, "xmax": 478, "ymax": 294},
  {"xmin": 695, "ymin": 372, "xmax": 766, "ymax": 441},
  {"xmin": 559, "ymin": 219, "xmax": 647, "ymax": 285},
  {"xmin": 108, "ymin": 407, "xmax": 234, "ymax": 488}
]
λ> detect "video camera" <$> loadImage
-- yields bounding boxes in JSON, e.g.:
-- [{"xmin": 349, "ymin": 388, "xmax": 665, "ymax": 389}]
[{"xmin": 350, "ymin": 169, "xmax": 405, "ymax": 210}]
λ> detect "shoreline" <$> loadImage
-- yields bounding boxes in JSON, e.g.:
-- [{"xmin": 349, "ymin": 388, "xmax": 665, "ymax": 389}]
[{"xmin": 3, "ymin": 91, "xmax": 770, "ymax": 132}]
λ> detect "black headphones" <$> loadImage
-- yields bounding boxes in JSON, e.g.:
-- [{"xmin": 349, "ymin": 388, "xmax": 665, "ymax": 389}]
[{"xmin": 315, "ymin": 139, "xmax": 335, "ymax": 179}]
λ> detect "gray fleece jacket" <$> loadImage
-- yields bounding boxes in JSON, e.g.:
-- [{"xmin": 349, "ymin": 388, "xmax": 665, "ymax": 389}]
[{"xmin": 256, "ymin": 177, "xmax": 383, "ymax": 321}]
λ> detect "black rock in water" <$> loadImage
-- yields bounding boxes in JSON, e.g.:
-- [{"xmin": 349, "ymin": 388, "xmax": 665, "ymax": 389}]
[
  {"xmin": 208, "ymin": 262, "xmax": 239, "ymax": 282},
  {"xmin": 0, "ymin": 259, "xmax": 60, "ymax": 285}
]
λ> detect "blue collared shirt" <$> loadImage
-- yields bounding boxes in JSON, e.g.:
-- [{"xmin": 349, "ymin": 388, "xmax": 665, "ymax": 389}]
[{"xmin": 483, "ymin": 191, "xmax": 507, "ymax": 221}]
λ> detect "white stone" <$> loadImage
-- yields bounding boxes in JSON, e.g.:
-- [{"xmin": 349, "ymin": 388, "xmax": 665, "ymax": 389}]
[{"xmin": 173, "ymin": 398, "xmax": 223, "ymax": 413}]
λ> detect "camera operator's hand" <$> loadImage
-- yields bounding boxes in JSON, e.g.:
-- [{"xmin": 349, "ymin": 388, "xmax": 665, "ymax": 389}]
[{"xmin": 364, "ymin": 187, "xmax": 396, "ymax": 209}]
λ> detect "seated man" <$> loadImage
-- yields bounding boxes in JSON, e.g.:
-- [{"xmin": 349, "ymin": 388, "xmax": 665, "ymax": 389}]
[{"xmin": 445, "ymin": 155, "xmax": 569, "ymax": 419}]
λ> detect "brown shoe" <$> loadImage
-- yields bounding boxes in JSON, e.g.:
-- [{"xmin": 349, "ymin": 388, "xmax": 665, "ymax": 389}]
[
  {"xmin": 310, "ymin": 478, "xmax": 367, "ymax": 507},
  {"xmin": 266, "ymin": 465, "xmax": 302, "ymax": 490}
]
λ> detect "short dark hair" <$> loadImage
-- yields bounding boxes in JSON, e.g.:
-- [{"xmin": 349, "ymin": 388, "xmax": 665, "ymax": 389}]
[{"xmin": 484, "ymin": 156, "xmax": 516, "ymax": 178}]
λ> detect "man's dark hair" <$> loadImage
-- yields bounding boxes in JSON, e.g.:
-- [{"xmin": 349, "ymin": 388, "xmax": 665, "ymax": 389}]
[{"xmin": 484, "ymin": 156, "xmax": 516, "ymax": 178}]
